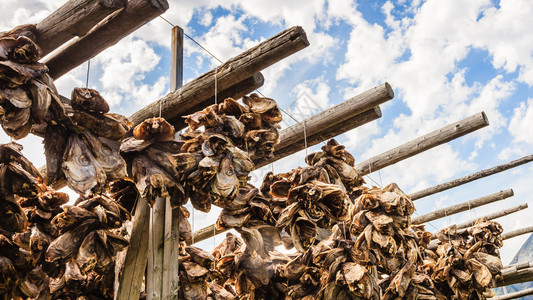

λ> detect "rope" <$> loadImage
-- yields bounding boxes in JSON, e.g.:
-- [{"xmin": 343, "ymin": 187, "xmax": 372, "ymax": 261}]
[
  {"xmin": 191, "ymin": 207, "xmax": 195, "ymax": 245},
  {"xmin": 85, "ymin": 59, "xmax": 90, "ymax": 88},
  {"xmin": 214, "ymin": 66, "xmax": 218, "ymax": 105}
]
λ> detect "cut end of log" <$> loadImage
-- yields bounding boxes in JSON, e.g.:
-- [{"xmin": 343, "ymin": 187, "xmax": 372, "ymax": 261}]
[
  {"xmin": 384, "ymin": 82, "xmax": 394, "ymax": 99},
  {"xmin": 480, "ymin": 111, "xmax": 489, "ymax": 126},
  {"xmin": 149, "ymin": 0, "xmax": 170, "ymax": 10},
  {"xmin": 373, "ymin": 106, "xmax": 382, "ymax": 118},
  {"xmin": 290, "ymin": 26, "xmax": 310, "ymax": 47},
  {"xmin": 505, "ymin": 189, "xmax": 514, "ymax": 197},
  {"xmin": 253, "ymin": 72, "xmax": 265, "ymax": 86}
]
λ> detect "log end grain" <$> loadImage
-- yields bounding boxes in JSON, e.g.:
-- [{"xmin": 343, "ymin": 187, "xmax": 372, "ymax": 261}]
[
  {"xmin": 148, "ymin": 0, "xmax": 170, "ymax": 11},
  {"xmin": 480, "ymin": 111, "xmax": 489, "ymax": 126},
  {"xmin": 373, "ymin": 105, "xmax": 382, "ymax": 118},
  {"xmin": 384, "ymin": 82, "xmax": 394, "ymax": 99}
]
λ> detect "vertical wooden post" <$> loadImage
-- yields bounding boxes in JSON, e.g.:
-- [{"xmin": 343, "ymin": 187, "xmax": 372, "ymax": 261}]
[
  {"xmin": 147, "ymin": 197, "xmax": 166, "ymax": 300},
  {"xmin": 170, "ymin": 26, "xmax": 183, "ymax": 92}
]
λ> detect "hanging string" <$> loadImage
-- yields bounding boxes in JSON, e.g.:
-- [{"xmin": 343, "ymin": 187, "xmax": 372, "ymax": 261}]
[
  {"xmin": 85, "ymin": 59, "xmax": 91, "ymax": 88},
  {"xmin": 302, "ymin": 119, "xmax": 308, "ymax": 157},
  {"xmin": 378, "ymin": 170, "xmax": 383, "ymax": 187},
  {"xmin": 214, "ymin": 66, "xmax": 218, "ymax": 105},
  {"xmin": 191, "ymin": 207, "xmax": 195, "ymax": 245}
]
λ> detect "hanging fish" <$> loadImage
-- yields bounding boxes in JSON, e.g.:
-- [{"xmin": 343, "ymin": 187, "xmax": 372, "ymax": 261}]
[
  {"xmin": 62, "ymin": 135, "xmax": 106, "ymax": 194},
  {"xmin": 71, "ymin": 87, "xmax": 109, "ymax": 114},
  {"xmin": 81, "ymin": 131, "xmax": 127, "ymax": 181}
]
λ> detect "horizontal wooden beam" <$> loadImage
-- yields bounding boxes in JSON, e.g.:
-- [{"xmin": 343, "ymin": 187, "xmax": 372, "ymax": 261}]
[
  {"xmin": 44, "ymin": 0, "xmax": 169, "ymax": 79},
  {"xmin": 36, "ymin": 0, "xmax": 127, "ymax": 56},
  {"xmin": 355, "ymin": 112, "xmax": 490, "ymax": 176},
  {"xmin": 503, "ymin": 261, "xmax": 533, "ymax": 270},
  {"xmin": 410, "ymin": 154, "xmax": 533, "ymax": 201},
  {"xmin": 453, "ymin": 203, "xmax": 528, "ymax": 231},
  {"xmin": 129, "ymin": 26, "xmax": 309, "ymax": 126},
  {"xmin": 497, "ymin": 267, "xmax": 533, "ymax": 287},
  {"xmin": 185, "ymin": 224, "xmax": 226, "ymax": 245},
  {"xmin": 168, "ymin": 73, "xmax": 265, "ymax": 130},
  {"xmin": 273, "ymin": 83, "xmax": 393, "ymax": 151},
  {"xmin": 255, "ymin": 106, "xmax": 382, "ymax": 169},
  {"xmin": 490, "ymin": 287, "xmax": 533, "ymax": 300},
  {"xmin": 501, "ymin": 225, "xmax": 533, "ymax": 240},
  {"xmin": 412, "ymin": 189, "xmax": 514, "ymax": 225}
]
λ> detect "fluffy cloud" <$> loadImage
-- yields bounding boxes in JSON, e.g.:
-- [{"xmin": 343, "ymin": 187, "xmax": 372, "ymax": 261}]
[{"xmin": 508, "ymin": 98, "xmax": 533, "ymax": 145}]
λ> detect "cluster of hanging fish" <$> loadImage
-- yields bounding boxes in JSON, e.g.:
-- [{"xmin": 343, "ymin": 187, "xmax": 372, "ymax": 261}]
[
  {"xmin": 423, "ymin": 218, "xmax": 504, "ymax": 299},
  {"xmin": 171, "ymin": 94, "xmax": 282, "ymax": 212},
  {"xmin": 0, "ymin": 25, "xmax": 52, "ymax": 140}
]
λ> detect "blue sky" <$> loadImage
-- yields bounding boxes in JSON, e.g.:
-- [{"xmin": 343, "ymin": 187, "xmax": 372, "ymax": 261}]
[{"xmin": 1, "ymin": 0, "xmax": 533, "ymax": 264}]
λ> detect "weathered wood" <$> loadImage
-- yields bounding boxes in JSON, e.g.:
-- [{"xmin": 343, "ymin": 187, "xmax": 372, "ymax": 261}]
[
  {"xmin": 490, "ymin": 287, "xmax": 533, "ymax": 300},
  {"xmin": 35, "ymin": 0, "xmax": 127, "ymax": 56},
  {"xmin": 503, "ymin": 261, "xmax": 533, "ymax": 270},
  {"xmin": 355, "ymin": 112, "xmax": 490, "ymax": 176},
  {"xmin": 412, "ymin": 189, "xmax": 514, "ymax": 225},
  {"xmin": 170, "ymin": 26, "xmax": 183, "ymax": 92},
  {"xmin": 501, "ymin": 225, "xmax": 533, "ymax": 240},
  {"xmin": 44, "ymin": 0, "xmax": 169, "ymax": 79},
  {"xmin": 497, "ymin": 267, "xmax": 533, "ymax": 287},
  {"xmin": 146, "ymin": 197, "xmax": 165, "ymax": 300},
  {"xmin": 273, "ymin": 83, "xmax": 393, "ymax": 151},
  {"xmin": 454, "ymin": 203, "xmax": 528, "ymax": 231},
  {"xmin": 410, "ymin": 154, "xmax": 533, "ymax": 201},
  {"xmin": 186, "ymin": 224, "xmax": 226, "ymax": 245},
  {"xmin": 168, "ymin": 73, "xmax": 265, "ymax": 130},
  {"xmin": 128, "ymin": 26, "xmax": 309, "ymax": 126},
  {"xmin": 116, "ymin": 200, "xmax": 150, "ymax": 300},
  {"xmin": 255, "ymin": 106, "xmax": 382, "ymax": 169}
]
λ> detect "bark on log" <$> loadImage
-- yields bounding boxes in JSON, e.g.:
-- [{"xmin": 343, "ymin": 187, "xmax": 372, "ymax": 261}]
[
  {"xmin": 44, "ymin": 0, "xmax": 169, "ymax": 79},
  {"xmin": 355, "ymin": 112, "xmax": 490, "ymax": 176},
  {"xmin": 186, "ymin": 224, "xmax": 226, "ymax": 245},
  {"xmin": 501, "ymin": 225, "xmax": 533, "ymax": 240},
  {"xmin": 36, "ymin": 0, "xmax": 127, "ymax": 56},
  {"xmin": 503, "ymin": 261, "xmax": 533, "ymax": 270},
  {"xmin": 497, "ymin": 267, "xmax": 533, "ymax": 287},
  {"xmin": 116, "ymin": 200, "xmax": 151, "ymax": 300},
  {"xmin": 128, "ymin": 26, "xmax": 309, "ymax": 126},
  {"xmin": 255, "ymin": 106, "xmax": 382, "ymax": 169},
  {"xmin": 273, "ymin": 83, "xmax": 393, "ymax": 151},
  {"xmin": 412, "ymin": 189, "xmax": 514, "ymax": 225},
  {"xmin": 146, "ymin": 197, "xmax": 165, "ymax": 300},
  {"xmin": 490, "ymin": 287, "xmax": 533, "ymax": 300},
  {"xmin": 410, "ymin": 154, "xmax": 533, "ymax": 201},
  {"xmin": 168, "ymin": 73, "xmax": 265, "ymax": 130},
  {"xmin": 454, "ymin": 203, "xmax": 528, "ymax": 231}
]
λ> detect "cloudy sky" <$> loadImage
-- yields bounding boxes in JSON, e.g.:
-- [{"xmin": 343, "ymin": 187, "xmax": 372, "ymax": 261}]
[{"xmin": 1, "ymin": 0, "xmax": 533, "ymax": 264}]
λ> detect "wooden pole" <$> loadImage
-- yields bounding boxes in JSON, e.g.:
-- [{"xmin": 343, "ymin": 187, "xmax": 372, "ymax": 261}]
[
  {"xmin": 410, "ymin": 154, "xmax": 533, "ymax": 201},
  {"xmin": 490, "ymin": 287, "xmax": 533, "ymax": 300},
  {"xmin": 497, "ymin": 267, "xmax": 533, "ymax": 287},
  {"xmin": 116, "ymin": 199, "xmax": 151, "ymax": 300},
  {"xmin": 355, "ymin": 112, "xmax": 490, "ymax": 176},
  {"xmin": 503, "ymin": 261, "xmax": 533, "ymax": 270},
  {"xmin": 501, "ymin": 225, "xmax": 533, "ymax": 240},
  {"xmin": 146, "ymin": 197, "xmax": 165, "ymax": 300},
  {"xmin": 255, "ymin": 106, "xmax": 382, "ymax": 169},
  {"xmin": 168, "ymin": 73, "xmax": 265, "ymax": 131},
  {"xmin": 128, "ymin": 26, "xmax": 309, "ymax": 126},
  {"xmin": 44, "ymin": 0, "xmax": 170, "ymax": 79},
  {"xmin": 411, "ymin": 189, "xmax": 514, "ymax": 225},
  {"xmin": 453, "ymin": 203, "xmax": 528, "ymax": 231},
  {"xmin": 35, "ymin": 0, "xmax": 127, "ymax": 56},
  {"xmin": 272, "ymin": 83, "xmax": 393, "ymax": 151}
]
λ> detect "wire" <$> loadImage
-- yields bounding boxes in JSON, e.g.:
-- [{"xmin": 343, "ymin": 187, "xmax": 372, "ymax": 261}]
[{"xmin": 85, "ymin": 59, "xmax": 90, "ymax": 88}]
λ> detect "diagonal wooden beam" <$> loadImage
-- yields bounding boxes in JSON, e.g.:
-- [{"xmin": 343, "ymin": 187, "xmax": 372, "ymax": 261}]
[
  {"xmin": 44, "ymin": 0, "xmax": 169, "ymax": 79},
  {"xmin": 410, "ymin": 154, "xmax": 533, "ymax": 201},
  {"xmin": 355, "ymin": 112, "xmax": 490, "ymax": 176},
  {"xmin": 36, "ymin": 0, "xmax": 127, "ymax": 56}
]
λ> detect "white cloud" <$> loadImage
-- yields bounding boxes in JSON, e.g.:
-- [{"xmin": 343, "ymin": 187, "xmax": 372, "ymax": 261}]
[{"xmin": 508, "ymin": 98, "xmax": 533, "ymax": 145}]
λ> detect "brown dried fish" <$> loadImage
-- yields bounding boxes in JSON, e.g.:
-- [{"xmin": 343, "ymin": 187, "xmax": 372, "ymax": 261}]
[
  {"xmin": 43, "ymin": 124, "xmax": 67, "ymax": 185},
  {"xmin": 132, "ymin": 117, "xmax": 174, "ymax": 141},
  {"xmin": 81, "ymin": 131, "xmax": 127, "ymax": 181},
  {"xmin": 71, "ymin": 87, "xmax": 110, "ymax": 114}
]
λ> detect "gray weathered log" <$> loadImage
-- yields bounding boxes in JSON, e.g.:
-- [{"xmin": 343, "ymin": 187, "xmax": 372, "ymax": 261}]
[
  {"xmin": 116, "ymin": 199, "xmax": 151, "ymax": 300},
  {"xmin": 255, "ymin": 106, "xmax": 382, "ymax": 169},
  {"xmin": 490, "ymin": 287, "xmax": 533, "ymax": 300},
  {"xmin": 503, "ymin": 261, "xmax": 533, "ymax": 270},
  {"xmin": 186, "ymin": 224, "xmax": 226, "ymax": 245},
  {"xmin": 168, "ymin": 73, "xmax": 265, "ymax": 130},
  {"xmin": 146, "ymin": 197, "xmax": 165, "ymax": 300},
  {"xmin": 128, "ymin": 26, "xmax": 309, "ymax": 126},
  {"xmin": 36, "ymin": 0, "xmax": 127, "ymax": 56},
  {"xmin": 273, "ymin": 83, "xmax": 393, "ymax": 151},
  {"xmin": 497, "ymin": 267, "xmax": 533, "ymax": 287},
  {"xmin": 355, "ymin": 112, "xmax": 490, "ymax": 176},
  {"xmin": 44, "ymin": 0, "xmax": 169, "ymax": 79},
  {"xmin": 410, "ymin": 154, "xmax": 533, "ymax": 201},
  {"xmin": 454, "ymin": 203, "xmax": 527, "ymax": 231},
  {"xmin": 412, "ymin": 189, "xmax": 514, "ymax": 225},
  {"xmin": 501, "ymin": 225, "xmax": 533, "ymax": 240}
]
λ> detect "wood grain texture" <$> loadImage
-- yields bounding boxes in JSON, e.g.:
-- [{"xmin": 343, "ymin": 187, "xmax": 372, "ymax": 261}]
[
  {"xmin": 128, "ymin": 26, "xmax": 309, "ymax": 126},
  {"xmin": 146, "ymin": 197, "xmax": 165, "ymax": 300},
  {"xmin": 454, "ymin": 203, "xmax": 528, "ymax": 231},
  {"xmin": 412, "ymin": 189, "xmax": 514, "ymax": 225},
  {"xmin": 355, "ymin": 112, "xmax": 490, "ymax": 176},
  {"xmin": 116, "ymin": 200, "xmax": 150, "ymax": 300},
  {"xmin": 274, "ymin": 83, "xmax": 393, "ymax": 151},
  {"xmin": 497, "ymin": 267, "xmax": 533, "ymax": 287},
  {"xmin": 36, "ymin": 0, "xmax": 127, "ymax": 56},
  {"xmin": 410, "ymin": 154, "xmax": 533, "ymax": 201},
  {"xmin": 501, "ymin": 225, "xmax": 533, "ymax": 240},
  {"xmin": 44, "ymin": 0, "xmax": 169, "ymax": 79},
  {"xmin": 490, "ymin": 287, "xmax": 533, "ymax": 299}
]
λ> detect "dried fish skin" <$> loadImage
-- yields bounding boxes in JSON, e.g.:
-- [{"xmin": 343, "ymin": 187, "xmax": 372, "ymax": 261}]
[
  {"xmin": 0, "ymin": 60, "xmax": 48, "ymax": 88},
  {"xmin": 45, "ymin": 219, "xmax": 99, "ymax": 264},
  {"xmin": 81, "ymin": 131, "xmax": 127, "ymax": 181},
  {"xmin": 0, "ymin": 87, "xmax": 31, "ymax": 108},
  {"xmin": 218, "ymin": 97, "xmax": 246, "ymax": 117},
  {"xmin": 43, "ymin": 124, "xmax": 67, "ymax": 185},
  {"xmin": 202, "ymin": 134, "xmax": 228, "ymax": 157},
  {"xmin": 133, "ymin": 117, "xmax": 175, "ymax": 141},
  {"xmin": 0, "ymin": 198, "xmax": 28, "ymax": 232},
  {"xmin": 170, "ymin": 152, "xmax": 204, "ymax": 175},
  {"xmin": 62, "ymin": 135, "xmax": 107, "ymax": 194},
  {"xmin": 242, "ymin": 93, "xmax": 282, "ymax": 124},
  {"xmin": 0, "ymin": 26, "xmax": 40, "ymax": 63},
  {"xmin": 28, "ymin": 78, "xmax": 52, "ymax": 123},
  {"xmin": 71, "ymin": 87, "xmax": 110, "ymax": 114},
  {"xmin": 108, "ymin": 178, "xmax": 139, "ymax": 213},
  {"xmin": 1, "ymin": 103, "xmax": 31, "ymax": 139},
  {"xmin": 71, "ymin": 111, "xmax": 132, "ymax": 141},
  {"xmin": 210, "ymin": 153, "xmax": 239, "ymax": 205}
]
